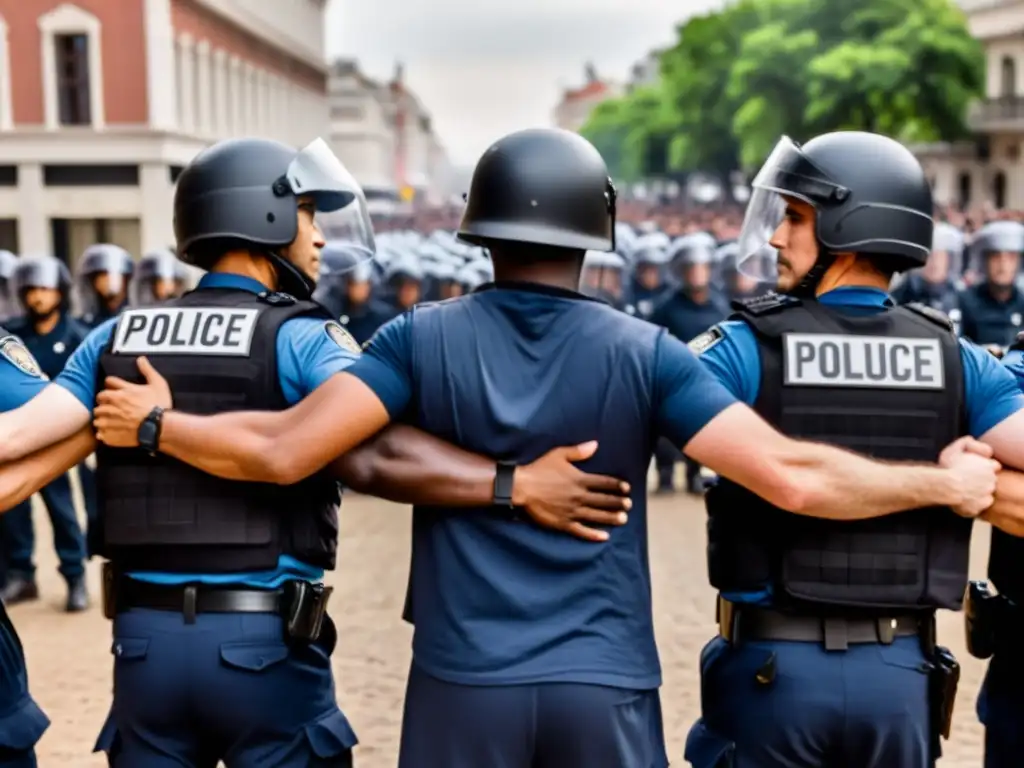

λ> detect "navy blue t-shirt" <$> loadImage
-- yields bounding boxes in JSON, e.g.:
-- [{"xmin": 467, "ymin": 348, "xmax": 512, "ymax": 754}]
[{"xmin": 348, "ymin": 284, "xmax": 736, "ymax": 689}]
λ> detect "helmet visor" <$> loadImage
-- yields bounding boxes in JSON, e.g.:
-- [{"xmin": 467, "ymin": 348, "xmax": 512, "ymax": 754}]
[
  {"xmin": 287, "ymin": 138, "xmax": 363, "ymax": 214},
  {"xmin": 14, "ymin": 257, "xmax": 67, "ymax": 292}
]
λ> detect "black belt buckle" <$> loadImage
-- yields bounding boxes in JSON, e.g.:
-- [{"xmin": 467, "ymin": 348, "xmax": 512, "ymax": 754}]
[{"xmin": 283, "ymin": 581, "xmax": 333, "ymax": 642}]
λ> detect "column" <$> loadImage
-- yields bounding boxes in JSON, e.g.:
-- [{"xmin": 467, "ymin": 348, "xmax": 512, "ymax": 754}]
[
  {"xmin": 213, "ymin": 48, "xmax": 228, "ymax": 138},
  {"xmin": 195, "ymin": 40, "xmax": 212, "ymax": 136},
  {"xmin": 17, "ymin": 164, "xmax": 49, "ymax": 255},
  {"xmin": 176, "ymin": 33, "xmax": 195, "ymax": 134},
  {"xmin": 139, "ymin": 163, "xmax": 175, "ymax": 253}
]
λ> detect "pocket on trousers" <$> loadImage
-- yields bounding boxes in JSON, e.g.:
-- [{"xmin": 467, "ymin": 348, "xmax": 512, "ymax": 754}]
[
  {"xmin": 218, "ymin": 642, "xmax": 290, "ymax": 673},
  {"xmin": 110, "ymin": 637, "xmax": 150, "ymax": 664},
  {"xmin": 0, "ymin": 696, "xmax": 48, "ymax": 753},
  {"xmin": 684, "ymin": 720, "xmax": 735, "ymax": 767},
  {"xmin": 303, "ymin": 708, "xmax": 358, "ymax": 761},
  {"xmin": 875, "ymin": 639, "xmax": 931, "ymax": 675}
]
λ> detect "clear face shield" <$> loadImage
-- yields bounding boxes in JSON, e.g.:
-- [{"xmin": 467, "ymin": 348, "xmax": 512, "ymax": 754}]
[
  {"xmin": 968, "ymin": 223, "xmax": 1024, "ymax": 287},
  {"xmin": 131, "ymin": 251, "xmax": 185, "ymax": 307},
  {"xmin": 14, "ymin": 257, "xmax": 69, "ymax": 318},
  {"xmin": 74, "ymin": 245, "xmax": 133, "ymax": 317},
  {"xmin": 289, "ymin": 138, "xmax": 377, "ymax": 275},
  {"xmin": 735, "ymin": 137, "xmax": 844, "ymax": 284}
]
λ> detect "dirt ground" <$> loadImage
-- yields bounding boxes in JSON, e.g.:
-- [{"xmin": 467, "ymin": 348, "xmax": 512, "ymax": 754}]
[{"xmin": 16, "ymin": 486, "xmax": 989, "ymax": 767}]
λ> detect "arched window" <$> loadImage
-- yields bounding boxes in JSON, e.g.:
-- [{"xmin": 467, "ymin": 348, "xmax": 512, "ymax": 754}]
[
  {"xmin": 1003, "ymin": 55, "xmax": 1017, "ymax": 98},
  {"xmin": 958, "ymin": 172, "xmax": 972, "ymax": 209},
  {"xmin": 995, "ymin": 171, "xmax": 1008, "ymax": 209}
]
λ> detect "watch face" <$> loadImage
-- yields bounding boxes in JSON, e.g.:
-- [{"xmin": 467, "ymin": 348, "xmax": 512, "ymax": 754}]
[{"xmin": 138, "ymin": 421, "xmax": 157, "ymax": 448}]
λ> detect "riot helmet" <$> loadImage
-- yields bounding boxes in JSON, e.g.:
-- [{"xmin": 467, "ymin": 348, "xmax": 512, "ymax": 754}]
[
  {"xmin": 458, "ymin": 128, "xmax": 616, "ymax": 252},
  {"xmin": 132, "ymin": 248, "xmax": 188, "ymax": 306},
  {"xmin": 384, "ymin": 254, "xmax": 424, "ymax": 310},
  {"xmin": 580, "ymin": 250, "xmax": 627, "ymax": 303},
  {"xmin": 632, "ymin": 245, "xmax": 669, "ymax": 291},
  {"xmin": 0, "ymin": 250, "xmax": 19, "ymax": 320},
  {"xmin": 173, "ymin": 137, "xmax": 375, "ymax": 300},
  {"xmin": 14, "ymin": 255, "xmax": 72, "ymax": 321},
  {"xmin": 920, "ymin": 222, "xmax": 965, "ymax": 286},
  {"xmin": 313, "ymin": 241, "xmax": 376, "ymax": 317},
  {"xmin": 75, "ymin": 243, "xmax": 134, "ymax": 319},
  {"xmin": 969, "ymin": 220, "xmax": 1024, "ymax": 289},
  {"xmin": 737, "ymin": 132, "xmax": 933, "ymax": 296},
  {"xmin": 668, "ymin": 233, "xmax": 716, "ymax": 291}
]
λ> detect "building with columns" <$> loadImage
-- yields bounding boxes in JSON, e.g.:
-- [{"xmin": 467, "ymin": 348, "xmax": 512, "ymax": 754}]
[
  {"xmin": 0, "ymin": 0, "xmax": 329, "ymax": 265},
  {"xmin": 327, "ymin": 59, "xmax": 452, "ymax": 211},
  {"xmin": 914, "ymin": 0, "xmax": 1024, "ymax": 209}
]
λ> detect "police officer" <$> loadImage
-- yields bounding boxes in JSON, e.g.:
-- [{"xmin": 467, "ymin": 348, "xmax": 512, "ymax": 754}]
[
  {"xmin": 0, "ymin": 330, "xmax": 67, "ymax": 767},
  {"xmin": 650, "ymin": 233, "xmax": 730, "ymax": 494},
  {"xmin": 75, "ymin": 244, "xmax": 134, "ymax": 329},
  {"xmin": 382, "ymin": 254, "xmax": 424, "ymax": 318},
  {"xmin": 0, "ymin": 136, "xmax": 633, "ymax": 765},
  {"xmin": 716, "ymin": 241, "xmax": 768, "ymax": 302},
  {"xmin": 891, "ymin": 222, "xmax": 963, "ymax": 316},
  {"xmin": 313, "ymin": 241, "xmax": 391, "ymax": 344},
  {"xmin": 1, "ymin": 256, "xmax": 89, "ymax": 611},
  {"xmin": 92, "ymin": 128, "xmax": 1001, "ymax": 768},
  {"xmin": 131, "ymin": 249, "xmax": 188, "ymax": 307},
  {"xmin": 958, "ymin": 220, "xmax": 1024, "ymax": 351},
  {"xmin": 0, "ymin": 250, "xmax": 19, "ymax": 322},
  {"xmin": 580, "ymin": 250, "xmax": 630, "ymax": 310},
  {"xmin": 684, "ymin": 131, "xmax": 1024, "ymax": 768},
  {"xmin": 629, "ymin": 244, "xmax": 670, "ymax": 320}
]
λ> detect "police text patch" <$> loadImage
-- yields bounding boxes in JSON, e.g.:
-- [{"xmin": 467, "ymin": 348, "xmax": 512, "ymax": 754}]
[
  {"xmin": 0, "ymin": 337, "xmax": 45, "ymax": 378},
  {"xmin": 688, "ymin": 326, "xmax": 724, "ymax": 355},
  {"xmin": 325, "ymin": 321, "xmax": 360, "ymax": 353},
  {"xmin": 783, "ymin": 334, "xmax": 943, "ymax": 389},
  {"xmin": 112, "ymin": 308, "xmax": 259, "ymax": 356}
]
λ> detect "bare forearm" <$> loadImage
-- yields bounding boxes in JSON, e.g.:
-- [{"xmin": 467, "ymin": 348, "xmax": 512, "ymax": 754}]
[
  {"xmin": 779, "ymin": 441, "xmax": 964, "ymax": 520},
  {"xmin": 0, "ymin": 427, "xmax": 95, "ymax": 511},
  {"xmin": 982, "ymin": 470, "xmax": 1024, "ymax": 537},
  {"xmin": 333, "ymin": 425, "xmax": 498, "ymax": 505},
  {"xmin": 159, "ymin": 410, "xmax": 282, "ymax": 481}
]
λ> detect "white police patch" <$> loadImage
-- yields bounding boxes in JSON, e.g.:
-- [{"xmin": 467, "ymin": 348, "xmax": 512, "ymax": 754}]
[
  {"xmin": 784, "ymin": 333, "xmax": 943, "ymax": 389},
  {"xmin": 688, "ymin": 326, "xmax": 724, "ymax": 355},
  {"xmin": 325, "ymin": 321, "xmax": 360, "ymax": 353},
  {"xmin": 112, "ymin": 308, "xmax": 259, "ymax": 356},
  {"xmin": 0, "ymin": 337, "xmax": 45, "ymax": 378}
]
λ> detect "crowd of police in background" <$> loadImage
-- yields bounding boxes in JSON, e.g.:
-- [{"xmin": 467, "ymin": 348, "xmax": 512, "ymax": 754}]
[{"xmin": 1, "ymin": 194, "xmax": 1021, "ymax": 611}]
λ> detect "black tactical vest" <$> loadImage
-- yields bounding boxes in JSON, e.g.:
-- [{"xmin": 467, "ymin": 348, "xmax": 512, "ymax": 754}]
[
  {"xmin": 989, "ymin": 332, "xmax": 1024, "ymax": 602},
  {"xmin": 705, "ymin": 293, "xmax": 971, "ymax": 611},
  {"xmin": 95, "ymin": 287, "xmax": 341, "ymax": 574}
]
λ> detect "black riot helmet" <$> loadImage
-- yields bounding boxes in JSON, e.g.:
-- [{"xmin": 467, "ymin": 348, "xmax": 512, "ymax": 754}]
[
  {"xmin": 458, "ymin": 128, "xmax": 616, "ymax": 252},
  {"xmin": 173, "ymin": 137, "xmax": 375, "ymax": 300},
  {"xmin": 737, "ymin": 132, "xmax": 934, "ymax": 296}
]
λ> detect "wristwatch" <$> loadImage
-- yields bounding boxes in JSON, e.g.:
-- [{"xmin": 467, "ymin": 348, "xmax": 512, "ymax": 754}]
[
  {"xmin": 137, "ymin": 406, "xmax": 164, "ymax": 455},
  {"xmin": 493, "ymin": 461, "xmax": 516, "ymax": 508}
]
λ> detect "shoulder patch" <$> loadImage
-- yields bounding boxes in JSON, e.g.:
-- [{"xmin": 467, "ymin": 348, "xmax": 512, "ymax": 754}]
[
  {"xmin": 325, "ymin": 321, "xmax": 360, "ymax": 353},
  {"xmin": 0, "ymin": 337, "xmax": 45, "ymax": 379},
  {"xmin": 729, "ymin": 291, "xmax": 799, "ymax": 317},
  {"xmin": 687, "ymin": 326, "xmax": 724, "ymax": 355}
]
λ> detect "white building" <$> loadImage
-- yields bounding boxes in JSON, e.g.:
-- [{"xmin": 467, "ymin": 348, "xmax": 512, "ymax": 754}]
[
  {"xmin": 327, "ymin": 59, "xmax": 451, "ymax": 211},
  {"xmin": 915, "ymin": 0, "xmax": 1024, "ymax": 208},
  {"xmin": 0, "ymin": 0, "xmax": 330, "ymax": 265}
]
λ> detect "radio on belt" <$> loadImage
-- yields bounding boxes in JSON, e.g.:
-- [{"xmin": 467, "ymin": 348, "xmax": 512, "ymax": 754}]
[
  {"xmin": 783, "ymin": 334, "xmax": 944, "ymax": 389},
  {"xmin": 112, "ymin": 308, "xmax": 260, "ymax": 356}
]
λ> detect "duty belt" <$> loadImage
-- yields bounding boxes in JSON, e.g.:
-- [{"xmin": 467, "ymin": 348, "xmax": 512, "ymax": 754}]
[{"xmin": 717, "ymin": 595, "xmax": 926, "ymax": 651}]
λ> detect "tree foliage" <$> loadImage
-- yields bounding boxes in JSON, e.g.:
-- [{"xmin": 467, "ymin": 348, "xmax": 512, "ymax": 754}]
[{"xmin": 579, "ymin": 0, "xmax": 984, "ymax": 178}]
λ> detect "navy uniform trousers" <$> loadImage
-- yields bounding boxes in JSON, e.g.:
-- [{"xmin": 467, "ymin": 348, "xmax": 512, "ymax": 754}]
[
  {"xmin": 685, "ymin": 635, "xmax": 931, "ymax": 768},
  {"xmin": 0, "ymin": 474, "xmax": 86, "ymax": 584},
  {"xmin": 0, "ymin": 605, "xmax": 48, "ymax": 767},
  {"xmin": 978, "ymin": 651, "xmax": 1024, "ymax": 768},
  {"xmin": 398, "ymin": 663, "xmax": 668, "ymax": 768},
  {"xmin": 94, "ymin": 609, "xmax": 356, "ymax": 767}
]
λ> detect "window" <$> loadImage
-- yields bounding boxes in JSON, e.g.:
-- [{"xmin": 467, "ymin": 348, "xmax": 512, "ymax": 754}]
[
  {"xmin": 995, "ymin": 171, "xmax": 1008, "ymax": 209},
  {"xmin": 331, "ymin": 105, "xmax": 364, "ymax": 120},
  {"xmin": 1003, "ymin": 55, "xmax": 1017, "ymax": 99},
  {"xmin": 55, "ymin": 34, "xmax": 91, "ymax": 125}
]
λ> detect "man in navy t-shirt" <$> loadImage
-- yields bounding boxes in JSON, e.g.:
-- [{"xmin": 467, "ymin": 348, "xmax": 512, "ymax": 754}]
[{"xmin": 92, "ymin": 129, "xmax": 998, "ymax": 767}]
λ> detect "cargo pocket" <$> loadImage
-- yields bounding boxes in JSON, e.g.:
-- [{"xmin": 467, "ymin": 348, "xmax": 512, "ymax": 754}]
[
  {"xmin": 0, "ymin": 696, "xmax": 48, "ymax": 753},
  {"xmin": 684, "ymin": 720, "xmax": 735, "ymax": 767},
  {"xmin": 303, "ymin": 708, "xmax": 358, "ymax": 765},
  {"xmin": 219, "ymin": 642, "xmax": 290, "ymax": 673},
  {"xmin": 111, "ymin": 637, "xmax": 149, "ymax": 664}
]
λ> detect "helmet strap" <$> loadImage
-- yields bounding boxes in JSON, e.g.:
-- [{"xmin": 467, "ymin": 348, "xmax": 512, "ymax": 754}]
[
  {"xmin": 788, "ymin": 250, "xmax": 836, "ymax": 299},
  {"xmin": 263, "ymin": 250, "xmax": 315, "ymax": 300}
]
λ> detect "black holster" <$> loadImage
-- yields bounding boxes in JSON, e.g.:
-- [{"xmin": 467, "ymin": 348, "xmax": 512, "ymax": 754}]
[
  {"xmin": 926, "ymin": 640, "xmax": 960, "ymax": 761},
  {"xmin": 964, "ymin": 579, "xmax": 1010, "ymax": 660}
]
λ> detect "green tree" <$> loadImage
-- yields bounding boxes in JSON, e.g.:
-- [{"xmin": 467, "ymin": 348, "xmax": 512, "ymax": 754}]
[{"xmin": 579, "ymin": 83, "xmax": 676, "ymax": 181}]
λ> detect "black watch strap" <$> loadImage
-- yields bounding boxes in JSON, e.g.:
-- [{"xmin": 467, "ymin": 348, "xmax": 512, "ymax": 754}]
[
  {"xmin": 493, "ymin": 461, "xmax": 516, "ymax": 507},
  {"xmin": 138, "ymin": 406, "xmax": 164, "ymax": 454}
]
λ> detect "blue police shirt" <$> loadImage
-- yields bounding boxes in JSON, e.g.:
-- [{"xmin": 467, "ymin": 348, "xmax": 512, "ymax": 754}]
[
  {"xmin": 54, "ymin": 272, "xmax": 359, "ymax": 588},
  {"xmin": 347, "ymin": 285, "xmax": 736, "ymax": 688},
  {"xmin": 699, "ymin": 286, "xmax": 1024, "ymax": 605}
]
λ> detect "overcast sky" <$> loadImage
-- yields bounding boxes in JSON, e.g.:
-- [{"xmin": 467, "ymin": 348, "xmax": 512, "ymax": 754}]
[{"xmin": 325, "ymin": 0, "xmax": 724, "ymax": 166}]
